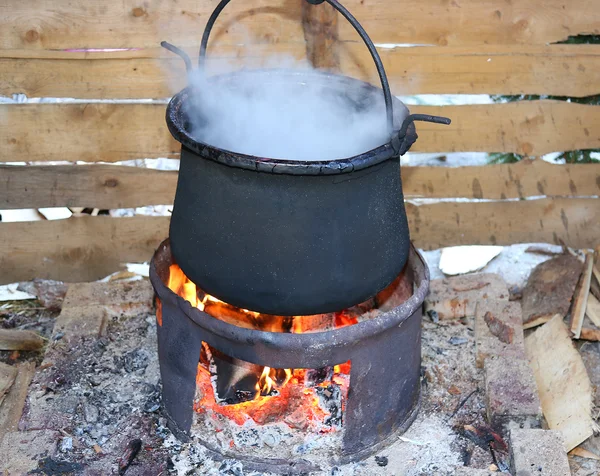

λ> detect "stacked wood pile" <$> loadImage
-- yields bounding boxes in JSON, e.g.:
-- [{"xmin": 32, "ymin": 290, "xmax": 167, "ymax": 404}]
[{"xmin": 0, "ymin": 0, "xmax": 599, "ymax": 284}]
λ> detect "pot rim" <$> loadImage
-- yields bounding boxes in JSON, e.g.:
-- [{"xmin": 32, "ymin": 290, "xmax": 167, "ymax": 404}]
[{"xmin": 165, "ymin": 69, "xmax": 417, "ymax": 176}]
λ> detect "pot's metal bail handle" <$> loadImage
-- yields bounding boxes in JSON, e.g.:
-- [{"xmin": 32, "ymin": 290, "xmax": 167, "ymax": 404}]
[
  {"xmin": 197, "ymin": 0, "xmax": 396, "ymax": 134},
  {"xmin": 161, "ymin": 41, "xmax": 193, "ymax": 74},
  {"xmin": 391, "ymin": 114, "xmax": 452, "ymax": 155}
]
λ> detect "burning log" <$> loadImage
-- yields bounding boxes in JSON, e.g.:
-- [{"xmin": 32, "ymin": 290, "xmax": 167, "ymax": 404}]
[
  {"xmin": 209, "ymin": 349, "xmax": 262, "ymax": 404},
  {"xmin": 203, "ymin": 300, "xmax": 262, "ymax": 330},
  {"xmin": 305, "ymin": 367, "xmax": 333, "ymax": 387},
  {"xmin": 376, "ymin": 268, "xmax": 411, "ymax": 312}
]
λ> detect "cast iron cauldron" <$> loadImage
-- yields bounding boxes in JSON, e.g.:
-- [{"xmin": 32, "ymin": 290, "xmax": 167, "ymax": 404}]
[{"xmin": 162, "ymin": 0, "xmax": 450, "ymax": 316}]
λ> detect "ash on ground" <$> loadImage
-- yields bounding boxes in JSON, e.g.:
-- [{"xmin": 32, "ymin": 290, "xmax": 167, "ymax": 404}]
[
  {"xmin": 170, "ymin": 315, "xmax": 494, "ymax": 475},
  {"xmin": 12, "ymin": 299, "xmax": 499, "ymax": 474}
]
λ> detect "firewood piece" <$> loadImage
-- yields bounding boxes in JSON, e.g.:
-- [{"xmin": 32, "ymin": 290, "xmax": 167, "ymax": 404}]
[
  {"xmin": 301, "ymin": 0, "xmax": 339, "ymax": 71},
  {"xmin": 0, "ymin": 329, "xmax": 45, "ymax": 351},
  {"xmin": 210, "ymin": 349, "xmax": 261, "ymax": 404},
  {"xmin": 521, "ymin": 254, "xmax": 583, "ymax": 329},
  {"xmin": 570, "ymin": 446, "xmax": 600, "ymax": 460},
  {"xmin": 0, "ymin": 362, "xmax": 17, "ymax": 406},
  {"xmin": 525, "ymin": 315, "xmax": 595, "ymax": 451},
  {"xmin": 570, "ymin": 252, "xmax": 594, "ymax": 339},
  {"xmin": 586, "ymin": 293, "xmax": 600, "ymax": 328},
  {"xmin": 591, "ymin": 268, "xmax": 600, "ymax": 301},
  {"xmin": 525, "ymin": 245, "xmax": 564, "ymax": 256},
  {"xmin": 591, "ymin": 245, "xmax": 600, "ymax": 302},
  {"xmin": 0, "ymin": 361, "xmax": 35, "ymax": 432},
  {"xmin": 578, "ymin": 327, "xmax": 600, "ymax": 342},
  {"xmin": 118, "ymin": 438, "xmax": 142, "ymax": 475}
]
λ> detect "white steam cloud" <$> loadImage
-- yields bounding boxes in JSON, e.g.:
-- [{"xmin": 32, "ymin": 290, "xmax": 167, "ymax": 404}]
[{"xmin": 184, "ymin": 56, "xmax": 390, "ymax": 161}]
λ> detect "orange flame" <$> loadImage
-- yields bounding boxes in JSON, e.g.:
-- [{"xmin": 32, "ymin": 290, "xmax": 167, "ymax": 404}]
[{"xmin": 165, "ymin": 263, "xmax": 353, "ymax": 411}]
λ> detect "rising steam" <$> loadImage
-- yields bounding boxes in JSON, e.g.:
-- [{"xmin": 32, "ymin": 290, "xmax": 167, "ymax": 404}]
[{"xmin": 184, "ymin": 58, "xmax": 391, "ymax": 161}]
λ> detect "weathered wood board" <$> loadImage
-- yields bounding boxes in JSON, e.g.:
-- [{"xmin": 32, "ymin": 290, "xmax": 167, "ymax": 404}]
[
  {"xmin": 2, "ymin": 101, "xmax": 599, "ymax": 163},
  {"xmin": 0, "ymin": 0, "xmax": 597, "ymax": 49},
  {"xmin": 2, "ymin": 45, "xmax": 599, "ymax": 99},
  {"xmin": 0, "ymin": 198, "xmax": 598, "ymax": 284},
  {"xmin": 1, "ymin": 160, "xmax": 599, "ymax": 210}
]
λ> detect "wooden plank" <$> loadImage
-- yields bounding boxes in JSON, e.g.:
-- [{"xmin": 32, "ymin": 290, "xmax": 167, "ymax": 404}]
[
  {"xmin": 0, "ymin": 44, "xmax": 306, "ymax": 99},
  {"xmin": 2, "ymin": 160, "xmax": 599, "ymax": 210},
  {"xmin": 525, "ymin": 315, "xmax": 595, "ymax": 451},
  {"xmin": 0, "ymin": 216, "xmax": 169, "ymax": 284},
  {"xmin": 406, "ymin": 197, "xmax": 600, "ymax": 251},
  {"xmin": 0, "ymin": 361, "xmax": 35, "ymax": 433},
  {"xmin": 410, "ymin": 101, "xmax": 600, "ymax": 156},
  {"xmin": 401, "ymin": 160, "xmax": 600, "ymax": 200},
  {"xmin": 0, "ymin": 362, "xmax": 17, "ymax": 406},
  {"xmin": 2, "ymin": 45, "xmax": 599, "ymax": 99},
  {"xmin": 0, "ymin": 198, "xmax": 598, "ymax": 284},
  {"xmin": 0, "ymin": 102, "xmax": 180, "ymax": 163},
  {"xmin": 302, "ymin": 1, "xmax": 339, "ymax": 71},
  {"xmin": 0, "ymin": 164, "xmax": 177, "ymax": 209},
  {"xmin": 344, "ymin": 45, "xmax": 600, "ymax": 98},
  {"xmin": 1, "ymin": 100, "xmax": 598, "ymax": 162},
  {"xmin": 570, "ymin": 252, "xmax": 594, "ymax": 338},
  {"xmin": 337, "ymin": 0, "xmax": 600, "ymax": 46},
  {"xmin": 0, "ymin": 0, "xmax": 597, "ymax": 49},
  {"xmin": 0, "ymin": 0, "xmax": 304, "ymax": 50}
]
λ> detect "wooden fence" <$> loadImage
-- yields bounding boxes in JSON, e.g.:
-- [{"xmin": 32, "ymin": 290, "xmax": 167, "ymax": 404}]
[{"xmin": 0, "ymin": 0, "xmax": 599, "ymax": 284}]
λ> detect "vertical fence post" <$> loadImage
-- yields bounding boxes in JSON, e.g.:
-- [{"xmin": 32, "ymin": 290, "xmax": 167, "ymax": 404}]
[{"xmin": 301, "ymin": 1, "xmax": 340, "ymax": 71}]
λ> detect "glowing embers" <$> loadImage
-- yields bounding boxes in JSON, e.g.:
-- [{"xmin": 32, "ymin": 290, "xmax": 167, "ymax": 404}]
[
  {"xmin": 162, "ymin": 264, "xmax": 379, "ymax": 433},
  {"xmin": 195, "ymin": 351, "xmax": 351, "ymax": 432}
]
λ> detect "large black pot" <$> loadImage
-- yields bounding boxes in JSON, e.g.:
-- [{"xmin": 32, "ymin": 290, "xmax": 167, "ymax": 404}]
[{"xmin": 163, "ymin": 0, "xmax": 449, "ymax": 315}]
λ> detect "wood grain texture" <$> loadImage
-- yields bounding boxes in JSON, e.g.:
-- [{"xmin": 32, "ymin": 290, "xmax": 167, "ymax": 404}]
[
  {"xmin": 0, "ymin": 362, "xmax": 17, "ymax": 405},
  {"xmin": 0, "ymin": 215, "xmax": 169, "ymax": 284},
  {"xmin": 410, "ymin": 101, "xmax": 600, "ymax": 156},
  {"xmin": 0, "ymin": 102, "xmax": 180, "ymax": 163},
  {"xmin": 0, "ymin": 44, "xmax": 307, "ymax": 99},
  {"xmin": 0, "ymin": 0, "xmax": 304, "ymax": 50},
  {"xmin": 0, "ymin": 164, "xmax": 177, "ymax": 209},
  {"xmin": 2, "ymin": 45, "xmax": 599, "ymax": 99},
  {"xmin": 1, "ymin": 101, "xmax": 598, "ymax": 162},
  {"xmin": 570, "ymin": 252, "xmax": 594, "ymax": 339},
  {"xmin": 302, "ymin": 1, "xmax": 339, "ymax": 71},
  {"xmin": 0, "ymin": 0, "xmax": 597, "ymax": 49},
  {"xmin": 0, "ymin": 362, "xmax": 35, "ymax": 433},
  {"xmin": 337, "ymin": 0, "xmax": 600, "ymax": 46},
  {"xmin": 401, "ymin": 159, "xmax": 600, "ymax": 199},
  {"xmin": 0, "ymin": 329, "xmax": 45, "ymax": 351},
  {"xmin": 2, "ymin": 160, "xmax": 598, "ymax": 210},
  {"xmin": 0, "ymin": 198, "xmax": 598, "ymax": 283},
  {"xmin": 407, "ymin": 197, "xmax": 600, "ymax": 251},
  {"xmin": 344, "ymin": 45, "xmax": 600, "ymax": 98}
]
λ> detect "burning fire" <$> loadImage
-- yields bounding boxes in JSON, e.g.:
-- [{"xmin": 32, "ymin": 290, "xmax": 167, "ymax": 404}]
[
  {"xmin": 161, "ymin": 263, "xmax": 358, "ymax": 431},
  {"xmin": 194, "ymin": 362, "xmax": 350, "ymax": 430}
]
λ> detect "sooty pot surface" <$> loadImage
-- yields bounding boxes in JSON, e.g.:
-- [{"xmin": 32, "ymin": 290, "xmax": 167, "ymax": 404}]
[{"xmin": 167, "ymin": 70, "xmax": 414, "ymax": 315}]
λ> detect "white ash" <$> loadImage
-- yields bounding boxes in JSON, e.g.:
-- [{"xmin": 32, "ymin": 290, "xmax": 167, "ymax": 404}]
[
  {"xmin": 13, "ymin": 284, "xmax": 504, "ymax": 474},
  {"xmin": 189, "ymin": 405, "xmax": 343, "ymax": 463}
]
